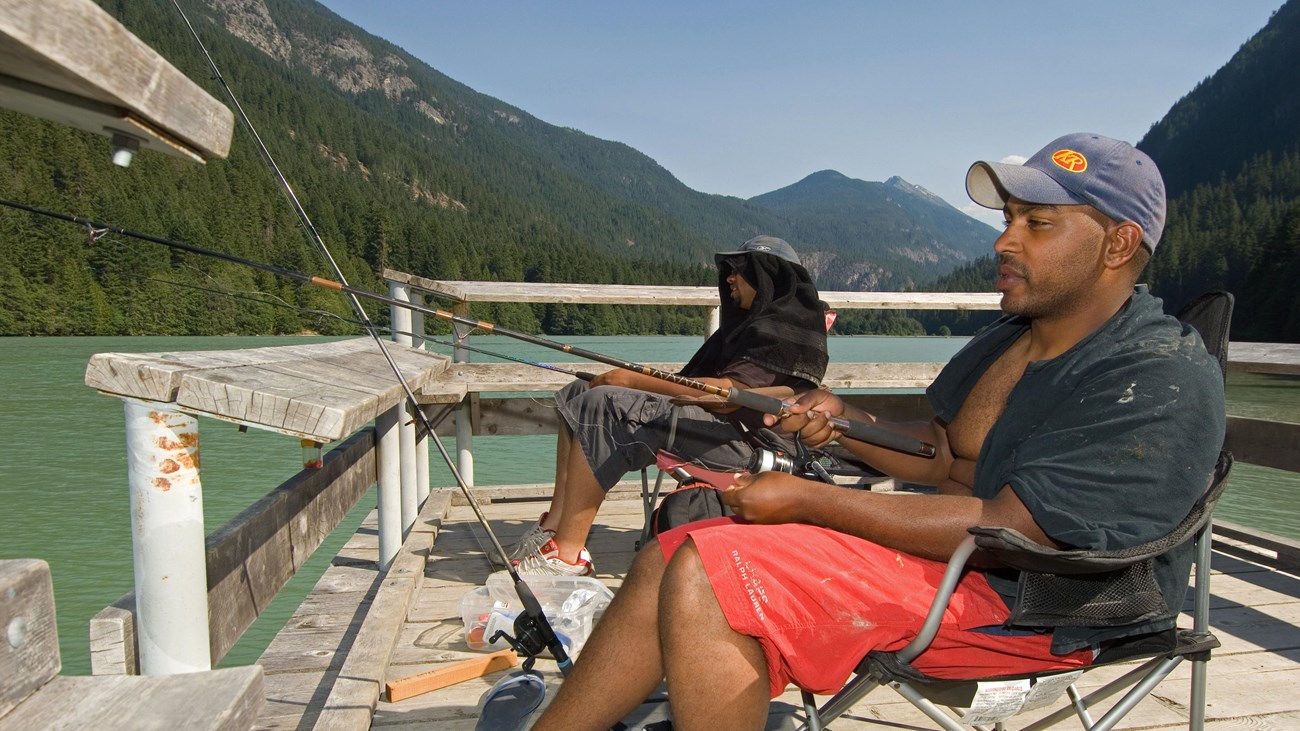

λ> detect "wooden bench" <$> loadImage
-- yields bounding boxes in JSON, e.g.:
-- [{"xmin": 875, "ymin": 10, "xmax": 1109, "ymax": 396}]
[{"xmin": 0, "ymin": 559, "xmax": 263, "ymax": 731}]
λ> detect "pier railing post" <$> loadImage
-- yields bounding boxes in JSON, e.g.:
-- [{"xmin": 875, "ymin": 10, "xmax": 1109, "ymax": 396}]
[
  {"xmin": 452, "ymin": 301, "xmax": 475, "ymax": 488},
  {"xmin": 376, "ymin": 406, "xmax": 402, "ymax": 571},
  {"xmin": 122, "ymin": 399, "xmax": 211, "ymax": 675},
  {"xmin": 410, "ymin": 299, "xmax": 431, "ymax": 505},
  {"xmin": 388, "ymin": 281, "xmax": 418, "ymax": 537}
]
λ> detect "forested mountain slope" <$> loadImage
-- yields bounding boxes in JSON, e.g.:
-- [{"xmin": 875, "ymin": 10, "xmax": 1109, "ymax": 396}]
[
  {"xmin": 1138, "ymin": 0, "xmax": 1300, "ymax": 340},
  {"xmin": 0, "ymin": 0, "xmax": 994, "ymax": 335}
]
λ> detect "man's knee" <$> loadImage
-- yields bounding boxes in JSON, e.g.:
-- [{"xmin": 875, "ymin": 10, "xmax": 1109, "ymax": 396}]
[
  {"xmin": 625, "ymin": 538, "xmax": 668, "ymax": 587},
  {"xmin": 659, "ymin": 541, "xmax": 716, "ymax": 618}
]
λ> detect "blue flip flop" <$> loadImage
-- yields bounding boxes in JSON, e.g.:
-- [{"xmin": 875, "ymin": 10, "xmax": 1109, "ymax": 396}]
[{"xmin": 475, "ymin": 670, "xmax": 547, "ymax": 731}]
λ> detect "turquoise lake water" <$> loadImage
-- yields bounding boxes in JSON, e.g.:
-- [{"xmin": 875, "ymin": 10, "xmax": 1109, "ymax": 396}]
[{"xmin": 1, "ymin": 335, "xmax": 1296, "ymax": 675}]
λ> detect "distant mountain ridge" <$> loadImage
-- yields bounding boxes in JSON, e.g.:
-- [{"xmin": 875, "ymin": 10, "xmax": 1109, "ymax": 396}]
[
  {"xmin": 199, "ymin": 0, "xmax": 997, "ymax": 289},
  {"xmin": 749, "ymin": 171, "xmax": 995, "ymax": 289}
]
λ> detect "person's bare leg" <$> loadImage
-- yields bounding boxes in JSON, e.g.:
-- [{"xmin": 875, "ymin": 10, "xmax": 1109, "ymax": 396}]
[
  {"xmin": 531, "ymin": 544, "xmax": 669, "ymax": 730},
  {"xmin": 540, "ymin": 424, "xmax": 574, "ymax": 531},
  {"xmin": 661, "ymin": 542, "xmax": 769, "ymax": 730},
  {"xmin": 550, "ymin": 438, "xmax": 606, "ymax": 563}
]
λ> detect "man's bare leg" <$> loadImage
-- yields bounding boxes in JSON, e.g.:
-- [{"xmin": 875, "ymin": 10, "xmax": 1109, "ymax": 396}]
[
  {"xmin": 540, "ymin": 424, "xmax": 575, "ymax": 530},
  {"xmin": 661, "ymin": 542, "xmax": 769, "ymax": 730},
  {"xmin": 531, "ymin": 544, "xmax": 669, "ymax": 730},
  {"xmin": 550, "ymin": 438, "xmax": 606, "ymax": 563}
]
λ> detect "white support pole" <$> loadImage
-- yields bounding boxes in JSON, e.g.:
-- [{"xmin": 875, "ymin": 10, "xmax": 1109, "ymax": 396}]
[
  {"xmin": 398, "ymin": 405, "xmax": 418, "ymax": 536},
  {"xmin": 416, "ymin": 406, "xmax": 431, "ymax": 504},
  {"xmin": 706, "ymin": 305, "xmax": 720, "ymax": 337},
  {"xmin": 409, "ymin": 305, "xmax": 426, "ymax": 349},
  {"xmin": 452, "ymin": 302, "xmax": 475, "ymax": 488},
  {"xmin": 388, "ymin": 281, "xmax": 413, "ymax": 347},
  {"xmin": 388, "ymin": 282, "xmax": 418, "ymax": 535},
  {"xmin": 375, "ymin": 406, "xmax": 402, "ymax": 571},
  {"xmin": 411, "ymin": 299, "xmax": 430, "ymax": 504},
  {"xmin": 122, "ymin": 399, "xmax": 211, "ymax": 675}
]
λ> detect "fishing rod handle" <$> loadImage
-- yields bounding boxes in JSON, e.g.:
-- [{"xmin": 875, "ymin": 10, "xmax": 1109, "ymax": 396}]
[
  {"xmin": 830, "ymin": 416, "xmax": 937, "ymax": 458},
  {"xmin": 724, "ymin": 387, "xmax": 936, "ymax": 458}
]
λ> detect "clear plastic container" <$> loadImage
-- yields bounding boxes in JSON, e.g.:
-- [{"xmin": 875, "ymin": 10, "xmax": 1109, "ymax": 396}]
[{"xmin": 459, "ymin": 572, "xmax": 614, "ymax": 657}]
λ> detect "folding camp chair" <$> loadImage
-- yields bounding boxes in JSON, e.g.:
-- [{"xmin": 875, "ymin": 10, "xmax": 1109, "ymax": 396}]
[
  {"xmin": 796, "ymin": 290, "xmax": 1235, "ymax": 731},
  {"xmin": 798, "ymin": 450, "xmax": 1232, "ymax": 731}
]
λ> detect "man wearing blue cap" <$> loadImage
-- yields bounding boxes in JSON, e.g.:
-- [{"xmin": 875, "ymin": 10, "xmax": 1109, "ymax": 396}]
[{"xmin": 533, "ymin": 134, "xmax": 1226, "ymax": 730}]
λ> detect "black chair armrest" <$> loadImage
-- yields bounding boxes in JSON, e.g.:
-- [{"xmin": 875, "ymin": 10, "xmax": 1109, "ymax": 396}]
[
  {"xmin": 969, "ymin": 526, "xmax": 1168, "ymax": 575},
  {"xmin": 970, "ymin": 451, "xmax": 1232, "ymax": 576}
]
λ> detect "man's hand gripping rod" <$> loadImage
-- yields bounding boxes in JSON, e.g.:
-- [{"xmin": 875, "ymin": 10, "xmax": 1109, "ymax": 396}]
[{"xmin": 725, "ymin": 388, "xmax": 936, "ymax": 457}]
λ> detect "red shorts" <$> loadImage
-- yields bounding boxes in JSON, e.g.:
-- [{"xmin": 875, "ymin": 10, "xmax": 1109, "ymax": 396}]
[{"xmin": 657, "ymin": 517, "xmax": 1093, "ymax": 698}]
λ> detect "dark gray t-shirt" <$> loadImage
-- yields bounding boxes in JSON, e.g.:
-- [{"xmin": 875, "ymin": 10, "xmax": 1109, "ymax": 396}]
[{"xmin": 926, "ymin": 287, "xmax": 1225, "ymax": 652}]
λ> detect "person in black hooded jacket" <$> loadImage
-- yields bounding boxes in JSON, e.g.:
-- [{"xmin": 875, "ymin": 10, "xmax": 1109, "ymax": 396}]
[{"xmin": 501, "ymin": 235, "xmax": 829, "ymax": 576}]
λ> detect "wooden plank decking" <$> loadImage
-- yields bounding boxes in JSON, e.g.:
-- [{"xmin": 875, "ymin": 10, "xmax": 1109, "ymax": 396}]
[{"xmin": 252, "ymin": 483, "xmax": 1300, "ymax": 730}]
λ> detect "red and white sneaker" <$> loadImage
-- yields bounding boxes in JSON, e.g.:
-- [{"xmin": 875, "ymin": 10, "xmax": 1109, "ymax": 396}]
[
  {"xmin": 492, "ymin": 512, "xmax": 555, "ymax": 567},
  {"xmin": 511, "ymin": 538, "xmax": 595, "ymax": 577}
]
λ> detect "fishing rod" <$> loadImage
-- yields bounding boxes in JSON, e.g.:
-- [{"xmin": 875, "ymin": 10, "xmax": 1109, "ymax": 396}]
[
  {"xmin": 427, "ymin": 338, "xmax": 598, "ymax": 382},
  {"xmin": 166, "ymin": 0, "xmax": 573, "ymax": 674},
  {"xmin": 4, "ymin": 196, "xmax": 936, "ymax": 459},
  {"xmin": 151, "ymin": 276, "xmax": 599, "ymax": 381}
]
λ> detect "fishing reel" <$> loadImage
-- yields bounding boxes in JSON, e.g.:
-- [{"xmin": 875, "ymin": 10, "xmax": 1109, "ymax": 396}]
[
  {"xmin": 747, "ymin": 435, "xmax": 835, "ymax": 484},
  {"xmin": 487, "ymin": 613, "xmax": 552, "ymax": 671},
  {"xmin": 747, "ymin": 447, "xmax": 797, "ymax": 474}
]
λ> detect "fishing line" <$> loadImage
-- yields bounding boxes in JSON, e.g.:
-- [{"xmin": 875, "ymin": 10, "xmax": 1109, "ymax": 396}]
[{"xmin": 166, "ymin": 0, "xmax": 573, "ymax": 673}]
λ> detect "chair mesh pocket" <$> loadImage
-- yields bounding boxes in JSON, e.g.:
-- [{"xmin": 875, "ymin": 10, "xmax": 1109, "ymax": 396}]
[{"xmin": 1010, "ymin": 559, "xmax": 1167, "ymax": 627}]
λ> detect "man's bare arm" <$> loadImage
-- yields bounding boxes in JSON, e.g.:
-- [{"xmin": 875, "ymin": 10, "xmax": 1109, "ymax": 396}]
[
  {"xmin": 720, "ymin": 472, "xmax": 1053, "ymax": 562},
  {"xmin": 766, "ymin": 389, "xmax": 953, "ymax": 486}
]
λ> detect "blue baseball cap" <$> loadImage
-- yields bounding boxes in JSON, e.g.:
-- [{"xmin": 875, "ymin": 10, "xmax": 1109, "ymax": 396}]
[
  {"xmin": 714, "ymin": 235, "xmax": 801, "ymax": 266},
  {"xmin": 966, "ymin": 133, "xmax": 1167, "ymax": 250}
]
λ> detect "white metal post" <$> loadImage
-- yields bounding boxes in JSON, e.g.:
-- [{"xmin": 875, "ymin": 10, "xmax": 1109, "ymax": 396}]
[
  {"xmin": 388, "ymin": 282, "xmax": 418, "ymax": 535},
  {"xmin": 416, "ymin": 408, "xmax": 431, "ymax": 504},
  {"xmin": 411, "ymin": 304, "xmax": 431, "ymax": 504},
  {"xmin": 707, "ymin": 305, "xmax": 720, "ymax": 336},
  {"xmin": 452, "ymin": 302, "xmax": 475, "ymax": 488},
  {"xmin": 122, "ymin": 399, "xmax": 211, "ymax": 675},
  {"xmin": 398, "ymin": 406, "xmax": 417, "ymax": 536},
  {"xmin": 375, "ymin": 406, "xmax": 402, "ymax": 570}
]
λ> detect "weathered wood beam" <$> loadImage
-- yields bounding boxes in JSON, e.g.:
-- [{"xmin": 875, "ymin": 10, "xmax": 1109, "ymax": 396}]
[
  {"xmin": 1228, "ymin": 342, "xmax": 1300, "ymax": 376},
  {"xmin": 1214, "ymin": 519, "xmax": 1300, "ymax": 573},
  {"xmin": 1224, "ymin": 415, "xmax": 1300, "ymax": 474},
  {"xmin": 383, "ymin": 270, "xmax": 1006, "ymax": 310},
  {"xmin": 86, "ymin": 338, "xmax": 450, "ymax": 442},
  {"xmin": 0, "ymin": 0, "xmax": 233, "ymax": 162},
  {"xmin": 2, "ymin": 559, "xmax": 263, "ymax": 730}
]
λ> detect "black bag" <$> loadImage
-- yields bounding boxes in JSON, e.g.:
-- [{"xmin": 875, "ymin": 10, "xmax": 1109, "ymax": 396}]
[{"xmin": 649, "ymin": 480, "xmax": 733, "ymax": 537}]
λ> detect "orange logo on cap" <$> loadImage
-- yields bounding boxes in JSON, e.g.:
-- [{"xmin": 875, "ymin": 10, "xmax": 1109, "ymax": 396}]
[{"xmin": 1052, "ymin": 149, "xmax": 1088, "ymax": 173}]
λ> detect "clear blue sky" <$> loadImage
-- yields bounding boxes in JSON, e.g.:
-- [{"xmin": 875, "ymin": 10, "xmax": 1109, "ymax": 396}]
[{"xmin": 315, "ymin": 1, "xmax": 1282, "ymax": 226}]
